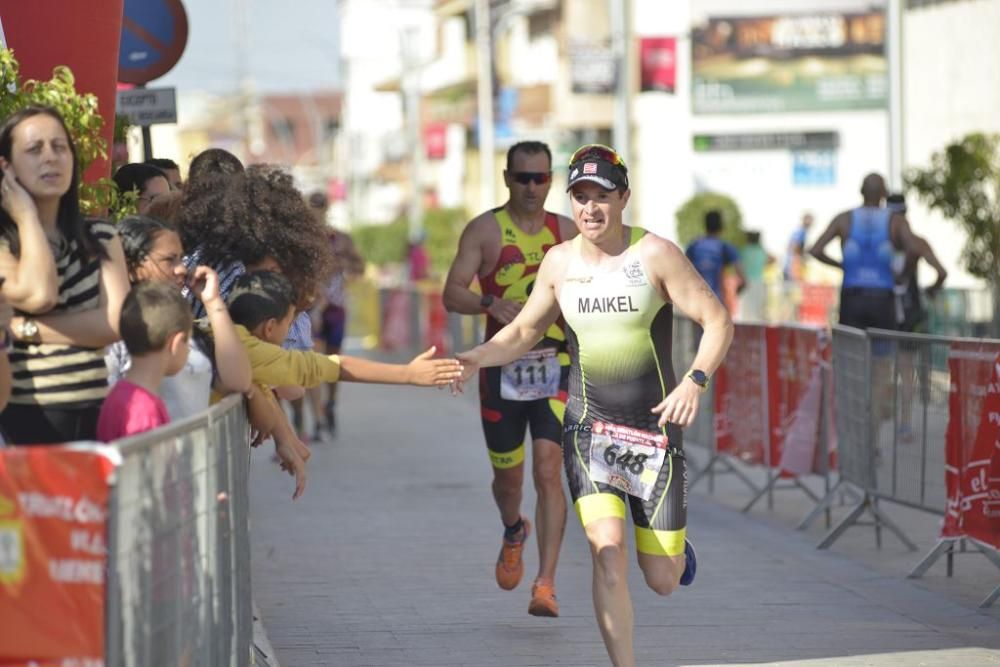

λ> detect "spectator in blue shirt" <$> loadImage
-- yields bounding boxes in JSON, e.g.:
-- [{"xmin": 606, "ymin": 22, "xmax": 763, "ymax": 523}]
[
  {"xmin": 685, "ymin": 210, "xmax": 745, "ymax": 308},
  {"xmin": 783, "ymin": 212, "xmax": 814, "ymax": 283}
]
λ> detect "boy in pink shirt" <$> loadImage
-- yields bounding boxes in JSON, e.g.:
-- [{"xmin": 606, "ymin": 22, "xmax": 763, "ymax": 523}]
[{"xmin": 98, "ymin": 281, "xmax": 193, "ymax": 441}]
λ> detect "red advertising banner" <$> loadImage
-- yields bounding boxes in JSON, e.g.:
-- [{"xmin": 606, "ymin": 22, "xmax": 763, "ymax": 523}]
[
  {"xmin": 0, "ymin": 445, "xmax": 120, "ymax": 665},
  {"xmin": 639, "ymin": 37, "xmax": 676, "ymax": 93},
  {"xmin": 380, "ymin": 289, "xmax": 413, "ymax": 352},
  {"xmin": 767, "ymin": 326, "xmax": 830, "ymax": 476},
  {"xmin": 423, "ymin": 292, "xmax": 450, "ymax": 356},
  {"xmin": 943, "ymin": 345, "xmax": 1000, "ymax": 548},
  {"xmin": 714, "ymin": 324, "xmax": 768, "ymax": 464},
  {"xmin": 424, "ymin": 122, "xmax": 447, "ymax": 160},
  {"xmin": 0, "ymin": 0, "xmax": 124, "ymax": 182}
]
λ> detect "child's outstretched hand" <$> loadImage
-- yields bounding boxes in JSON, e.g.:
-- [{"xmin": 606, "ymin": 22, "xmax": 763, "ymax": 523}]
[
  {"xmin": 274, "ymin": 440, "xmax": 307, "ymax": 500},
  {"xmin": 405, "ymin": 346, "xmax": 464, "ymax": 386}
]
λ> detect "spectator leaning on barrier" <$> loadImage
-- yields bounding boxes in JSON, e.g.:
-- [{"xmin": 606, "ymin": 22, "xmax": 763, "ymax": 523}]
[
  {"xmin": 0, "ymin": 105, "xmax": 130, "ymax": 445},
  {"xmin": 97, "ymin": 281, "xmax": 193, "ymax": 442},
  {"xmin": 176, "ymin": 163, "xmax": 337, "ymax": 472},
  {"xmin": 177, "ymin": 164, "xmax": 333, "ymax": 351},
  {"xmin": 106, "ymin": 215, "xmax": 251, "ymax": 421}
]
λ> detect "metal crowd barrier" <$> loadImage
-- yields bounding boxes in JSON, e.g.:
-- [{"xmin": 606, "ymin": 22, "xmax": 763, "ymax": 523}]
[
  {"xmin": 816, "ymin": 326, "xmax": 1000, "ymax": 607},
  {"xmin": 804, "ymin": 326, "xmax": 918, "ymax": 551},
  {"xmin": 673, "ymin": 316, "xmax": 833, "ymax": 519},
  {"xmin": 105, "ymin": 394, "xmax": 252, "ymax": 666}
]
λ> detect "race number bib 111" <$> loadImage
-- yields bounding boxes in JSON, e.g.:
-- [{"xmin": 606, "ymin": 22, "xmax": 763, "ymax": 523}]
[
  {"xmin": 589, "ymin": 421, "xmax": 668, "ymax": 500},
  {"xmin": 500, "ymin": 348, "xmax": 560, "ymax": 401}
]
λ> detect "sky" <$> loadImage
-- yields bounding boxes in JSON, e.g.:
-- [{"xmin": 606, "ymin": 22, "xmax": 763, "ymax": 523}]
[{"xmin": 156, "ymin": 0, "xmax": 342, "ymax": 94}]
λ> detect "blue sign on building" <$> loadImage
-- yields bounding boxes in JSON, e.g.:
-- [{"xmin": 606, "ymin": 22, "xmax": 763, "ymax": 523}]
[{"xmin": 792, "ymin": 150, "xmax": 836, "ymax": 186}]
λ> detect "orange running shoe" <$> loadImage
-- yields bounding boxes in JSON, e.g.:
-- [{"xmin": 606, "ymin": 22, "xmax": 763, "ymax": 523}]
[
  {"xmin": 495, "ymin": 517, "xmax": 531, "ymax": 590},
  {"xmin": 528, "ymin": 578, "xmax": 559, "ymax": 617}
]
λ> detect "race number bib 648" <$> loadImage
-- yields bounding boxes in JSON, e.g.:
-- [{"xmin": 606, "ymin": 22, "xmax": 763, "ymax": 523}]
[
  {"xmin": 500, "ymin": 348, "xmax": 560, "ymax": 401},
  {"xmin": 589, "ymin": 421, "xmax": 668, "ymax": 500}
]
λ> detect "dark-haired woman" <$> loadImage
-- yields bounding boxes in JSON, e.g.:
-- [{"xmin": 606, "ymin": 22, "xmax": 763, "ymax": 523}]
[
  {"xmin": 0, "ymin": 106, "xmax": 130, "ymax": 444},
  {"xmin": 106, "ymin": 215, "xmax": 251, "ymax": 419}
]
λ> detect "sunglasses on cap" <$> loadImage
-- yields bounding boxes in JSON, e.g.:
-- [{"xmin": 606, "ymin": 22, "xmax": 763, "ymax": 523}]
[
  {"xmin": 510, "ymin": 171, "xmax": 552, "ymax": 185},
  {"xmin": 569, "ymin": 144, "xmax": 628, "ymax": 171}
]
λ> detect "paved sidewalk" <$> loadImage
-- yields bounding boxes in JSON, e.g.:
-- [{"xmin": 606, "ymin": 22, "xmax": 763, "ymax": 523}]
[{"xmin": 249, "ymin": 382, "xmax": 1000, "ymax": 666}]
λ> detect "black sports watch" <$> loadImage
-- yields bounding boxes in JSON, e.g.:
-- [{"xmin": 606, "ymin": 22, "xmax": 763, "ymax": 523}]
[
  {"xmin": 480, "ymin": 294, "xmax": 495, "ymax": 311},
  {"xmin": 687, "ymin": 369, "xmax": 709, "ymax": 392}
]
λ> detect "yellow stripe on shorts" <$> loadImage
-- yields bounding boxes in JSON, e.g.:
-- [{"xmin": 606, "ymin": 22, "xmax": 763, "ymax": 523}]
[
  {"xmin": 636, "ymin": 526, "xmax": 686, "ymax": 556},
  {"xmin": 489, "ymin": 443, "xmax": 525, "ymax": 469},
  {"xmin": 575, "ymin": 493, "xmax": 626, "ymax": 526}
]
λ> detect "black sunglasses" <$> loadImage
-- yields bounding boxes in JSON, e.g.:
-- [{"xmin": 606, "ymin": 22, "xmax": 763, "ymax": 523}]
[{"xmin": 511, "ymin": 171, "xmax": 552, "ymax": 185}]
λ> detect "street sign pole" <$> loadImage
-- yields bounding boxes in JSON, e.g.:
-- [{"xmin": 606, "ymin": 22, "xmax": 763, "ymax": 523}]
[{"xmin": 137, "ymin": 83, "xmax": 153, "ymax": 160}]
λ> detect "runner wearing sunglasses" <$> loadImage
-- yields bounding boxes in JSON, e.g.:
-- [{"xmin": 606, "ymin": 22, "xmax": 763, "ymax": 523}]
[
  {"xmin": 443, "ymin": 141, "xmax": 577, "ymax": 617},
  {"xmin": 454, "ymin": 144, "xmax": 733, "ymax": 667}
]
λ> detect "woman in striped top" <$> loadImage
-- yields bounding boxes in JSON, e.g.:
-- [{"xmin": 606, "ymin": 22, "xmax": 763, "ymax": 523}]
[{"xmin": 0, "ymin": 106, "xmax": 129, "ymax": 444}]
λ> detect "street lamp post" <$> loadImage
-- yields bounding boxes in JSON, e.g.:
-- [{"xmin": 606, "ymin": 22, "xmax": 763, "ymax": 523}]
[{"xmin": 475, "ymin": 0, "xmax": 496, "ymax": 212}]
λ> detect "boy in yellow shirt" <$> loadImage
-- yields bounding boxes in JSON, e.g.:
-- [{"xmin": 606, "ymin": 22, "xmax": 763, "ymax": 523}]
[{"xmin": 228, "ymin": 271, "xmax": 462, "ymax": 497}]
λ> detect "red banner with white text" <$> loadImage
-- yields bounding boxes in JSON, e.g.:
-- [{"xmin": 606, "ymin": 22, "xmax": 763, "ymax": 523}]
[
  {"xmin": 714, "ymin": 324, "xmax": 768, "ymax": 465},
  {"xmin": 714, "ymin": 324, "xmax": 833, "ymax": 476},
  {"xmin": 767, "ymin": 326, "xmax": 833, "ymax": 476},
  {"xmin": 942, "ymin": 345, "xmax": 1000, "ymax": 549},
  {"xmin": 0, "ymin": 444, "xmax": 120, "ymax": 666}
]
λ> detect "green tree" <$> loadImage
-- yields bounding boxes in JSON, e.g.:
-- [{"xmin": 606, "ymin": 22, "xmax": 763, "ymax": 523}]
[
  {"xmin": 353, "ymin": 218, "xmax": 409, "ymax": 268},
  {"xmin": 674, "ymin": 191, "xmax": 745, "ymax": 248},
  {"xmin": 352, "ymin": 207, "xmax": 467, "ymax": 279},
  {"xmin": 905, "ymin": 133, "xmax": 1000, "ymax": 334},
  {"xmin": 0, "ymin": 48, "xmax": 130, "ymax": 216}
]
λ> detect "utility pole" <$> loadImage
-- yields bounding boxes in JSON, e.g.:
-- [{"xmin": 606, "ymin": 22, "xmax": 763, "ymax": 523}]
[
  {"xmin": 475, "ymin": 0, "xmax": 495, "ymax": 211},
  {"xmin": 886, "ymin": 0, "xmax": 904, "ymax": 191},
  {"xmin": 402, "ymin": 26, "xmax": 424, "ymax": 244},
  {"xmin": 610, "ymin": 0, "xmax": 630, "ymax": 165}
]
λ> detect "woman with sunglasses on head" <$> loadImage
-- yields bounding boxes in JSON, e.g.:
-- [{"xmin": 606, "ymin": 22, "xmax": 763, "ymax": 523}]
[
  {"xmin": 443, "ymin": 140, "xmax": 577, "ymax": 618},
  {"xmin": 105, "ymin": 215, "xmax": 251, "ymax": 420},
  {"xmin": 0, "ymin": 105, "xmax": 130, "ymax": 444},
  {"xmin": 455, "ymin": 144, "xmax": 734, "ymax": 667}
]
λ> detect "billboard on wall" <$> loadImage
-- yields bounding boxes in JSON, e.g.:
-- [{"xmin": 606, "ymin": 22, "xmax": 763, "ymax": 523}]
[{"xmin": 692, "ymin": 11, "xmax": 887, "ymax": 114}]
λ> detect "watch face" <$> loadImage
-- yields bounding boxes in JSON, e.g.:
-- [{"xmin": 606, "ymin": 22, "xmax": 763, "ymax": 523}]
[{"xmin": 690, "ymin": 370, "xmax": 708, "ymax": 386}]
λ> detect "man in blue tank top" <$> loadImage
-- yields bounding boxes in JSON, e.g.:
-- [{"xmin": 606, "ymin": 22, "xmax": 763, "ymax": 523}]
[
  {"xmin": 809, "ymin": 173, "xmax": 918, "ymax": 330},
  {"xmin": 685, "ymin": 210, "xmax": 745, "ymax": 309}
]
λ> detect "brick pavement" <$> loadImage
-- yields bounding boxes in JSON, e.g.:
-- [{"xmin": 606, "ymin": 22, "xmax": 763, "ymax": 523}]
[{"xmin": 249, "ymin": 382, "xmax": 1000, "ymax": 666}]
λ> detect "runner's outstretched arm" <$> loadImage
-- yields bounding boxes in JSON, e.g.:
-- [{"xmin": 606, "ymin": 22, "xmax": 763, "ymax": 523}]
[{"xmin": 454, "ymin": 250, "xmax": 563, "ymax": 387}]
